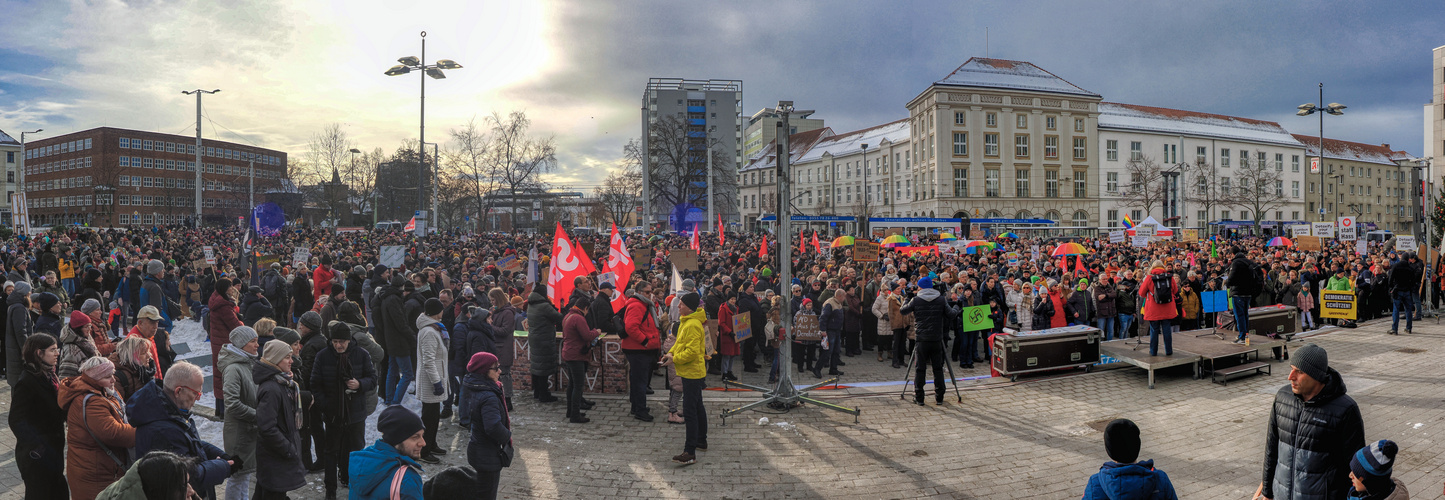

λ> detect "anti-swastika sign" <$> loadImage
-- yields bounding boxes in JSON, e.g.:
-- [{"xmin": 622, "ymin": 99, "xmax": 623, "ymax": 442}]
[{"xmin": 961, "ymin": 305, "xmax": 994, "ymax": 332}]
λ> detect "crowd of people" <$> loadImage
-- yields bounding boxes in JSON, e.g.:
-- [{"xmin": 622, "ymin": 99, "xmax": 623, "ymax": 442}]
[{"xmin": 0, "ymin": 223, "xmax": 1429, "ymax": 499}]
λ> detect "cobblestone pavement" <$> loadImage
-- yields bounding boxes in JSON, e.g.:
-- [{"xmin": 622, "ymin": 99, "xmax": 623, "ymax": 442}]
[{"xmin": 3, "ymin": 320, "xmax": 1442, "ymax": 499}]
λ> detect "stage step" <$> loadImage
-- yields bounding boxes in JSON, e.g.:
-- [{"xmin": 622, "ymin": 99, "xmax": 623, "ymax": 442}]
[{"xmin": 1211, "ymin": 361, "xmax": 1270, "ymax": 386}]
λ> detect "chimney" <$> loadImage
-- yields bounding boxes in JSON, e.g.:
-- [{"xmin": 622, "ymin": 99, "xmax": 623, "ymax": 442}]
[{"xmin": 1381, "ymin": 143, "xmax": 1390, "ymax": 150}]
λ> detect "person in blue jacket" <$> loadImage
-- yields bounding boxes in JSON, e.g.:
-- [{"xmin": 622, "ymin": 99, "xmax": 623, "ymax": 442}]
[
  {"xmin": 127, "ymin": 361, "xmax": 236, "ymax": 499},
  {"xmin": 348, "ymin": 406, "xmax": 426, "ymax": 500},
  {"xmin": 1083, "ymin": 419, "xmax": 1178, "ymax": 500}
]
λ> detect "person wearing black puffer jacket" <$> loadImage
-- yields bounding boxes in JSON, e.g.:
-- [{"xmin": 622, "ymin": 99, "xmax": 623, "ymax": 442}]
[
  {"xmin": 1386, "ymin": 253, "xmax": 1420, "ymax": 335},
  {"xmin": 1227, "ymin": 247, "xmax": 1262, "ymax": 344},
  {"xmin": 900, "ymin": 277, "xmax": 958, "ymax": 406},
  {"xmin": 1257, "ymin": 344, "xmax": 1364, "ymax": 500}
]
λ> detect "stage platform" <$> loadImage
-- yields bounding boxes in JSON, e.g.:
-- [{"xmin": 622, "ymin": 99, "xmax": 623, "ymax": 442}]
[{"xmin": 1099, "ymin": 329, "xmax": 1290, "ymax": 388}]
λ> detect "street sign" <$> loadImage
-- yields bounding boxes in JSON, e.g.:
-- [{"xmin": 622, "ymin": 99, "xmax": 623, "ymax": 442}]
[
  {"xmin": 1311, "ymin": 222, "xmax": 1334, "ymax": 238},
  {"xmin": 1337, "ymin": 217, "xmax": 1356, "ymax": 241}
]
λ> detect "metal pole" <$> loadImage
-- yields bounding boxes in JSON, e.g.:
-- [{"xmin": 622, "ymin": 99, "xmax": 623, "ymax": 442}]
[
  {"xmin": 1319, "ymin": 83, "xmax": 1325, "ymax": 222},
  {"xmin": 419, "ymin": 33, "xmax": 427, "ymax": 219},
  {"xmin": 432, "ymin": 142, "xmax": 439, "ymax": 230},
  {"xmin": 861, "ymin": 144, "xmax": 869, "ymax": 237},
  {"xmin": 248, "ymin": 155, "xmax": 254, "ymax": 212},
  {"xmin": 196, "ymin": 92, "xmax": 204, "ymax": 227},
  {"xmin": 776, "ymin": 111, "xmax": 795, "ymax": 393},
  {"xmin": 17, "ymin": 130, "xmax": 40, "ymax": 230},
  {"xmin": 706, "ymin": 140, "xmax": 713, "ymax": 235}
]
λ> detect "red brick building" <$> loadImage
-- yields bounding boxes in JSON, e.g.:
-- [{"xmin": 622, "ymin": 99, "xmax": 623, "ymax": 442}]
[{"xmin": 21, "ymin": 127, "xmax": 288, "ymax": 227}]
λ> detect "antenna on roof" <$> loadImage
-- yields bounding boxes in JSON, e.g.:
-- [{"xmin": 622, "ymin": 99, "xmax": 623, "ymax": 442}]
[{"xmin": 985, "ymin": 27, "xmax": 989, "ymax": 58}]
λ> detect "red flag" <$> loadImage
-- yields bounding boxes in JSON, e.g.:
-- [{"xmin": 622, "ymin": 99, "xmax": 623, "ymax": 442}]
[
  {"xmin": 690, "ymin": 224, "xmax": 700, "ymax": 250},
  {"xmin": 812, "ymin": 232, "xmax": 822, "ymax": 254},
  {"xmin": 759, "ymin": 235, "xmax": 768, "ymax": 258},
  {"xmin": 403, "ymin": 216, "xmax": 416, "ymax": 232},
  {"xmin": 547, "ymin": 222, "xmax": 588, "ymax": 310},
  {"xmin": 717, "ymin": 214, "xmax": 725, "ymax": 245},
  {"xmin": 602, "ymin": 223, "xmax": 634, "ymax": 312},
  {"xmin": 1075, "ymin": 255, "xmax": 1084, "ymax": 276},
  {"xmin": 799, "ymin": 228, "xmax": 807, "ymax": 255},
  {"xmin": 571, "ymin": 238, "xmax": 597, "ymax": 275}
]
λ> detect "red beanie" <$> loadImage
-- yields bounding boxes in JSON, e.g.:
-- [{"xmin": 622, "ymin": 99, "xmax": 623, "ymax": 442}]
[
  {"xmin": 70, "ymin": 310, "xmax": 91, "ymax": 329},
  {"xmin": 467, "ymin": 352, "xmax": 500, "ymax": 374}
]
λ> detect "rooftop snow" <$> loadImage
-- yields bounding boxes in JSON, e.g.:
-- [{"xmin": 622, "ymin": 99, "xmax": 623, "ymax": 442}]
[
  {"xmin": 796, "ymin": 119, "xmax": 909, "ymax": 163},
  {"xmin": 1292, "ymin": 134, "xmax": 1410, "ymax": 165},
  {"xmin": 1098, "ymin": 103, "xmax": 1302, "ymax": 148},
  {"xmin": 0, "ymin": 128, "xmax": 19, "ymax": 146},
  {"xmin": 740, "ymin": 128, "xmax": 832, "ymax": 172},
  {"xmin": 934, "ymin": 58, "xmax": 1100, "ymax": 97}
]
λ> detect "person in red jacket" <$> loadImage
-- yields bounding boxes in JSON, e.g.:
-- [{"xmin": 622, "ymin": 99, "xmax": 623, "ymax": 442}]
[
  {"xmin": 621, "ymin": 280, "xmax": 660, "ymax": 422},
  {"xmin": 560, "ymin": 297, "xmax": 600, "ymax": 424},
  {"xmin": 207, "ymin": 277, "xmax": 243, "ymax": 416},
  {"xmin": 716, "ymin": 295, "xmax": 740, "ymax": 381},
  {"xmin": 312, "ymin": 254, "xmax": 337, "ymax": 304},
  {"xmin": 1138, "ymin": 261, "xmax": 1179, "ymax": 357}
]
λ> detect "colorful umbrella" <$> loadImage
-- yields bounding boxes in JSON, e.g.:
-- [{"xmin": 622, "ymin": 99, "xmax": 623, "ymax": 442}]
[
  {"xmin": 881, "ymin": 235, "xmax": 911, "ymax": 248},
  {"xmin": 830, "ymin": 236, "xmax": 856, "ymax": 247},
  {"xmin": 1266, "ymin": 236, "xmax": 1294, "ymax": 247},
  {"xmin": 1050, "ymin": 242, "xmax": 1091, "ymax": 256},
  {"xmin": 964, "ymin": 241, "xmax": 995, "ymax": 249},
  {"xmin": 997, "ymin": 232, "xmax": 1019, "ymax": 239},
  {"xmin": 937, "ymin": 233, "xmax": 957, "ymax": 242}
]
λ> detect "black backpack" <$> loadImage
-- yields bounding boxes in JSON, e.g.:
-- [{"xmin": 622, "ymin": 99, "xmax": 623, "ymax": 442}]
[
  {"xmin": 611, "ymin": 302, "xmax": 630, "ymax": 340},
  {"xmin": 1248, "ymin": 261, "xmax": 1265, "ymax": 290},
  {"xmin": 1151, "ymin": 274, "xmax": 1173, "ymax": 304}
]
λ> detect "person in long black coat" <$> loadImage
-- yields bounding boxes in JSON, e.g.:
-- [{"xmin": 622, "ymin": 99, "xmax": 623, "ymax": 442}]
[
  {"xmin": 5, "ymin": 285, "xmax": 35, "ymax": 386},
  {"xmin": 8, "ymin": 334, "xmax": 69, "ymax": 499},
  {"xmin": 253, "ymin": 346, "xmax": 306, "ymax": 498},
  {"xmin": 309, "ymin": 322, "xmax": 377, "ymax": 498},
  {"xmin": 524, "ymin": 291, "xmax": 563, "ymax": 402},
  {"xmin": 463, "ymin": 352, "xmax": 511, "ymax": 500}
]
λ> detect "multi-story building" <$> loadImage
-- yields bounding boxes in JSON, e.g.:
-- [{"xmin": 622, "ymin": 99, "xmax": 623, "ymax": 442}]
[
  {"xmin": 743, "ymin": 108, "xmax": 824, "ymax": 158},
  {"xmin": 905, "ymin": 57, "xmax": 1103, "ymax": 226},
  {"xmin": 21, "ymin": 127, "xmax": 287, "ymax": 227},
  {"xmin": 0, "ymin": 129, "xmax": 19, "ymax": 225},
  {"xmin": 792, "ymin": 119, "xmax": 911, "ymax": 232},
  {"xmin": 639, "ymin": 78, "xmax": 743, "ymax": 229},
  {"xmin": 1426, "ymin": 45, "xmax": 1443, "ymax": 199},
  {"xmin": 1097, "ymin": 103, "xmax": 1308, "ymax": 232},
  {"xmin": 1294, "ymin": 135, "xmax": 1413, "ymax": 232},
  {"xmin": 736, "ymin": 127, "xmax": 832, "ymax": 230}
]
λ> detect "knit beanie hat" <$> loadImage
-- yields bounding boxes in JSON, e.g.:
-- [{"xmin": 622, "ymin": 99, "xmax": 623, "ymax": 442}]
[
  {"xmin": 36, "ymin": 292, "xmax": 58, "ymax": 313},
  {"xmin": 1350, "ymin": 439, "xmax": 1398, "ymax": 479},
  {"xmin": 229, "ymin": 326, "xmax": 258, "ymax": 349},
  {"xmin": 425, "ymin": 298, "xmax": 444, "ymax": 316},
  {"xmin": 422, "ymin": 466, "xmax": 478, "ymax": 499},
  {"xmin": 337, "ymin": 301, "xmax": 365, "ymax": 326},
  {"xmin": 299, "ymin": 311, "xmax": 323, "ymax": 333},
  {"xmin": 260, "ymin": 340, "xmax": 291, "ymax": 366},
  {"xmin": 918, "ymin": 277, "xmax": 933, "ymax": 289},
  {"xmin": 1103, "ymin": 419, "xmax": 1141, "ymax": 464},
  {"xmin": 272, "ymin": 327, "xmax": 301, "ymax": 346},
  {"xmin": 13, "ymin": 281, "xmax": 29, "ymax": 295},
  {"xmin": 69, "ymin": 310, "xmax": 91, "ymax": 329},
  {"xmin": 680, "ymin": 292, "xmax": 701, "ymax": 310},
  {"xmin": 81, "ymin": 298, "xmax": 103, "ymax": 314},
  {"xmin": 328, "ymin": 320, "xmax": 354, "ymax": 341},
  {"xmin": 1290, "ymin": 343, "xmax": 1330, "ymax": 384},
  {"xmin": 81, "ymin": 356, "xmax": 115, "ymax": 381},
  {"xmin": 147, "ymin": 259, "xmax": 164, "ymax": 275},
  {"xmin": 467, "ymin": 352, "xmax": 500, "ymax": 374},
  {"xmin": 378, "ymin": 406, "xmax": 425, "ymax": 446}
]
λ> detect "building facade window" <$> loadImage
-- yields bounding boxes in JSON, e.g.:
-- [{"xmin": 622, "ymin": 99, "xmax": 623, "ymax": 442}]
[
  {"xmin": 1044, "ymin": 136, "xmax": 1058, "ymax": 159},
  {"xmin": 1046, "ymin": 116, "xmax": 1057, "ymax": 130},
  {"xmin": 986, "ymin": 113, "xmax": 997, "ymax": 127},
  {"xmin": 984, "ymin": 169, "xmax": 999, "ymax": 197},
  {"xmin": 1107, "ymin": 209, "xmax": 1119, "ymax": 227},
  {"xmin": 1130, "ymin": 141, "xmax": 1142, "ymax": 161},
  {"xmin": 1016, "ymin": 114, "xmax": 1028, "ymax": 128},
  {"xmin": 1016, "ymin": 169, "xmax": 1030, "ymax": 197},
  {"xmin": 1106, "ymin": 140, "xmax": 1118, "ymax": 161},
  {"xmin": 953, "ymin": 132, "xmax": 968, "ymax": 156},
  {"xmin": 1074, "ymin": 170, "xmax": 1087, "ymax": 198},
  {"xmin": 954, "ymin": 168, "xmax": 969, "ymax": 197},
  {"xmin": 955, "ymin": 111, "xmax": 966, "ymax": 125},
  {"xmin": 1014, "ymin": 135, "xmax": 1029, "ymax": 157},
  {"xmin": 984, "ymin": 134, "xmax": 999, "ymax": 156},
  {"xmin": 1045, "ymin": 169, "xmax": 1059, "ymax": 198},
  {"xmin": 1073, "ymin": 137, "xmax": 1086, "ymax": 160},
  {"xmin": 1292, "ymin": 155, "xmax": 1300, "ymax": 172},
  {"xmin": 1107, "ymin": 172, "xmax": 1118, "ymax": 193},
  {"xmin": 1074, "ymin": 118, "xmax": 1084, "ymax": 132}
]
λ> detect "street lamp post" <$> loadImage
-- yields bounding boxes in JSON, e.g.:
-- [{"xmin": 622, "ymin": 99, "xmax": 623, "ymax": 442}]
[
  {"xmin": 1297, "ymin": 83, "xmax": 1345, "ymax": 222},
  {"xmin": 860, "ymin": 143, "xmax": 869, "ymax": 237},
  {"xmin": 182, "ymin": 89, "xmax": 220, "ymax": 228},
  {"xmin": 385, "ymin": 31, "xmax": 461, "ymax": 233},
  {"xmin": 16, "ymin": 129, "xmax": 42, "ymax": 230}
]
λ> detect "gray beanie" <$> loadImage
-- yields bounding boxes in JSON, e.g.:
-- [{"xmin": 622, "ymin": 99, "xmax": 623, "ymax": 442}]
[
  {"xmin": 81, "ymin": 298, "xmax": 103, "ymax": 314},
  {"xmin": 147, "ymin": 259, "xmax": 164, "ymax": 275},
  {"xmin": 1290, "ymin": 343, "xmax": 1329, "ymax": 384},
  {"xmin": 230, "ymin": 326, "xmax": 258, "ymax": 349},
  {"xmin": 299, "ymin": 311, "xmax": 323, "ymax": 333},
  {"xmin": 13, "ymin": 281, "xmax": 31, "ymax": 295}
]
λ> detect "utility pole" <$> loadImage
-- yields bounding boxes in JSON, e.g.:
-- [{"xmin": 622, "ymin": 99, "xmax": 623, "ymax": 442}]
[
  {"xmin": 248, "ymin": 154, "xmax": 255, "ymax": 213},
  {"xmin": 182, "ymin": 88, "xmax": 220, "ymax": 228},
  {"xmin": 861, "ymin": 143, "xmax": 870, "ymax": 237},
  {"xmin": 706, "ymin": 139, "xmax": 713, "ymax": 236},
  {"xmin": 16, "ymin": 129, "xmax": 41, "ymax": 231}
]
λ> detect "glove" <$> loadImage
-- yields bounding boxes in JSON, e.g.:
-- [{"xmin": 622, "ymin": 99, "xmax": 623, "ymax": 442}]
[
  {"xmin": 432, "ymin": 381, "xmax": 445, "ymax": 396},
  {"xmin": 227, "ymin": 455, "xmax": 244, "ymax": 475}
]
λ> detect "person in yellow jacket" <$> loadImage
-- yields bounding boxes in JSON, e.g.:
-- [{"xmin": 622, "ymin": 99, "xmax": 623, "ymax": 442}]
[
  {"xmin": 661, "ymin": 293, "xmax": 707, "ymax": 466},
  {"xmin": 58, "ymin": 258, "xmax": 76, "ymax": 297}
]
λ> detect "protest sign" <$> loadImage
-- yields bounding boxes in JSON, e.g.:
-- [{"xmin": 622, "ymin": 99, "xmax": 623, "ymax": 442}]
[
  {"xmin": 1320, "ymin": 290, "xmax": 1357, "ymax": 320},
  {"xmin": 960, "ymin": 305, "xmax": 994, "ymax": 332},
  {"xmin": 379, "ymin": 246, "xmax": 406, "ymax": 268}
]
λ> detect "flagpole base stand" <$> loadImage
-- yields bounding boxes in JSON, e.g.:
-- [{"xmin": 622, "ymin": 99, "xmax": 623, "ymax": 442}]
[{"xmin": 718, "ymin": 375, "xmax": 861, "ymax": 426}]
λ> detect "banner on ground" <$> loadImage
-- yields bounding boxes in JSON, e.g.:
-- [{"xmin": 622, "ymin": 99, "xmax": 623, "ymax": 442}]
[
  {"xmin": 1319, "ymin": 289, "xmax": 1357, "ymax": 320},
  {"xmin": 1396, "ymin": 235, "xmax": 1417, "ymax": 252},
  {"xmin": 1311, "ymin": 222, "xmax": 1335, "ymax": 238},
  {"xmin": 960, "ymin": 305, "xmax": 994, "ymax": 332},
  {"xmin": 852, "ymin": 241, "xmax": 880, "ymax": 262},
  {"xmin": 1296, "ymin": 235, "xmax": 1322, "ymax": 252}
]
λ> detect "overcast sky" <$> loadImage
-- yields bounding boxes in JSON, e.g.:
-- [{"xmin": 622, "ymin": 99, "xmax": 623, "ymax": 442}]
[{"xmin": 1, "ymin": 0, "xmax": 1440, "ymax": 191}]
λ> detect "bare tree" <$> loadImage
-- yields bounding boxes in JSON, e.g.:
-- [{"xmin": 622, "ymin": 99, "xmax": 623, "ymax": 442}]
[
  {"xmin": 628, "ymin": 115, "xmax": 738, "ymax": 229},
  {"xmin": 1224, "ymin": 155, "xmax": 1290, "ymax": 229},
  {"xmin": 91, "ymin": 158, "xmax": 123, "ymax": 226},
  {"xmin": 446, "ymin": 118, "xmax": 499, "ymax": 229},
  {"xmin": 597, "ymin": 163, "xmax": 641, "ymax": 227},
  {"xmin": 1118, "ymin": 155, "xmax": 1166, "ymax": 221},
  {"xmin": 1182, "ymin": 160, "xmax": 1224, "ymax": 227},
  {"xmin": 434, "ymin": 173, "xmax": 473, "ymax": 230},
  {"xmin": 485, "ymin": 111, "xmax": 557, "ymax": 232}
]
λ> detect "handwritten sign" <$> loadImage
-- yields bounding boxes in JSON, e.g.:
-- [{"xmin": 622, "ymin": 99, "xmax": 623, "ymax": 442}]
[
  {"xmin": 1311, "ymin": 222, "xmax": 1335, "ymax": 238},
  {"xmin": 203, "ymin": 246, "xmax": 216, "ymax": 266},
  {"xmin": 1395, "ymin": 235, "xmax": 1417, "ymax": 252},
  {"xmin": 853, "ymin": 241, "xmax": 880, "ymax": 262},
  {"xmin": 1296, "ymin": 235, "xmax": 1322, "ymax": 252},
  {"xmin": 292, "ymin": 247, "xmax": 310, "ymax": 268},
  {"xmin": 671, "ymin": 249, "xmax": 698, "ymax": 271},
  {"xmin": 379, "ymin": 246, "xmax": 406, "ymax": 268},
  {"xmin": 1108, "ymin": 230, "xmax": 1126, "ymax": 243},
  {"xmin": 1290, "ymin": 224, "xmax": 1311, "ymax": 237},
  {"xmin": 732, "ymin": 310, "xmax": 752, "ymax": 342},
  {"xmin": 1135, "ymin": 225, "xmax": 1157, "ymax": 238},
  {"xmin": 792, "ymin": 311, "xmax": 823, "ymax": 342}
]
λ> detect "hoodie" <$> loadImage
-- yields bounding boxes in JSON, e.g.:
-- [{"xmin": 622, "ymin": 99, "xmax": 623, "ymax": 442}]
[
  {"xmin": 1082, "ymin": 460, "xmax": 1179, "ymax": 500},
  {"xmin": 348, "ymin": 440, "xmax": 424, "ymax": 500}
]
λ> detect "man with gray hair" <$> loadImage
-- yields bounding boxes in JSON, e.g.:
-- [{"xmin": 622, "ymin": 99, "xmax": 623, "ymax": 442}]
[{"xmin": 128, "ymin": 361, "xmax": 237, "ymax": 498}]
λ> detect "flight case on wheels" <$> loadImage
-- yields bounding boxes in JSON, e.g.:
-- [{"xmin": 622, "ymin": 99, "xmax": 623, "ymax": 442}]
[
  {"xmin": 991, "ymin": 325, "xmax": 1101, "ymax": 381},
  {"xmin": 1219, "ymin": 305, "xmax": 1299, "ymax": 339}
]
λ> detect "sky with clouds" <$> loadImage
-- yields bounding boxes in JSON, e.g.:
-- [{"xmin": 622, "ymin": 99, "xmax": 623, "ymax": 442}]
[{"xmin": 1, "ymin": 0, "xmax": 1441, "ymax": 191}]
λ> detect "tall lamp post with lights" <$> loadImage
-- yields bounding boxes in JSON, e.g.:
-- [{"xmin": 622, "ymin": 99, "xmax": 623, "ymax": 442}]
[
  {"xmin": 384, "ymin": 31, "xmax": 461, "ymax": 233},
  {"xmin": 182, "ymin": 89, "xmax": 220, "ymax": 227},
  {"xmin": 16, "ymin": 129, "xmax": 42, "ymax": 229},
  {"xmin": 1296, "ymin": 83, "xmax": 1345, "ymax": 222}
]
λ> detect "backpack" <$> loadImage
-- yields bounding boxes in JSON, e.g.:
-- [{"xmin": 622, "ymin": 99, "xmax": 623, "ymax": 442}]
[
  {"xmin": 611, "ymin": 302, "xmax": 630, "ymax": 340},
  {"xmin": 1248, "ymin": 261, "xmax": 1264, "ymax": 290},
  {"xmin": 262, "ymin": 273, "xmax": 285, "ymax": 299},
  {"xmin": 1151, "ymin": 274, "xmax": 1173, "ymax": 304}
]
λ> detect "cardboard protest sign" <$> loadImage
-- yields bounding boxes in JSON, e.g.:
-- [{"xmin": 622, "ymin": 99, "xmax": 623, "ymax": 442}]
[
  {"xmin": 732, "ymin": 311, "xmax": 752, "ymax": 342},
  {"xmin": 671, "ymin": 249, "xmax": 699, "ymax": 271},
  {"xmin": 1296, "ymin": 235, "xmax": 1322, "ymax": 252},
  {"xmin": 852, "ymin": 241, "xmax": 880, "ymax": 262},
  {"xmin": 792, "ymin": 311, "xmax": 824, "ymax": 342}
]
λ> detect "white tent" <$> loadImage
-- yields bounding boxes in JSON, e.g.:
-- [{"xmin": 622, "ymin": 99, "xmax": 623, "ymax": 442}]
[{"xmin": 1125, "ymin": 216, "xmax": 1174, "ymax": 236}]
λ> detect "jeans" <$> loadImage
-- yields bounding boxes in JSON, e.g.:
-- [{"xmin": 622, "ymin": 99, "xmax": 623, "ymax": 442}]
[
  {"xmin": 386, "ymin": 356, "xmax": 414, "ymax": 405},
  {"xmin": 681, "ymin": 377, "xmax": 707, "ymax": 454},
  {"xmin": 1232, "ymin": 295, "xmax": 1253, "ymax": 341},
  {"xmin": 1117, "ymin": 314, "xmax": 1135, "ymax": 339},
  {"xmin": 1392, "ymin": 291, "xmax": 1414, "ymax": 332},
  {"xmin": 959, "ymin": 330, "xmax": 978, "ymax": 365},
  {"xmin": 224, "ymin": 471, "xmax": 252, "ymax": 500},
  {"xmin": 1096, "ymin": 316, "xmax": 1117, "ymax": 340},
  {"xmin": 1148, "ymin": 320, "xmax": 1173, "ymax": 356},
  {"xmin": 61, "ymin": 278, "xmax": 75, "ymax": 296},
  {"xmin": 824, "ymin": 330, "xmax": 843, "ymax": 373},
  {"xmin": 625, "ymin": 351, "xmax": 653, "ymax": 415},
  {"xmin": 913, "ymin": 340, "xmax": 946, "ymax": 402},
  {"xmin": 322, "ymin": 420, "xmax": 364, "ymax": 493},
  {"xmin": 565, "ymin": 360, "xmax": 588, "ymax": 419}
]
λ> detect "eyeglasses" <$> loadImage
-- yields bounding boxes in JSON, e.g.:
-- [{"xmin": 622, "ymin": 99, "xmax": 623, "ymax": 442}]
[{"xmin": 179, "ymin": 386, "xmax": 202, "ymax": 398}]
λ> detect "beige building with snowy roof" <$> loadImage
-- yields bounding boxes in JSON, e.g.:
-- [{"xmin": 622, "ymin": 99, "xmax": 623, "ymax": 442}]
[{"xmin": 1293, "ymin": 135, "xmax": 1414, "ymax": 233}]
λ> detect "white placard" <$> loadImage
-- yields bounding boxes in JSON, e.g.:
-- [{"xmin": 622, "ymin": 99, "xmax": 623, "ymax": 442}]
[
  {"xmin": 1290, "ymin": 224, "xmax": 1312, "ymax": 237},
  {"xmin": 203, "ymin": 246, "xmax": 216, "ymax": 266},
  {"xmin": 1131, "ymin": 236, "xmax": 1150, "ymax": 247},
  {"xmin": 1354, "ymin": 239, "xmax": 1367, "ymax": 256},
  {"xmin": 292, "ymin": 247, "xmax": 311, "ymax": 268},
  {"xmin": 1108, "ymin": 230, "xmax": 1126, "ymax": 243},
  {"xmin": 1030, "ymin": 245, "xmax": 1040, "ymax": 262},
  {"xmin": 1135, "ymin": 225, "xmax": 1157, "ymax": 238},
  {"xmin": 1311, "ymin": 222, "xmax": 1335, "ymax": 238},
  {"xmin": 1396, "ymin": 235, "xmax": 1417, "ymax": 252},
  {"xmin": 379, "ymin": 245, "xmax": 407, "ymax": 268},
  {"xmin": 1336, "ymin": 217, "xmax": 1356, "ymax": 241}
]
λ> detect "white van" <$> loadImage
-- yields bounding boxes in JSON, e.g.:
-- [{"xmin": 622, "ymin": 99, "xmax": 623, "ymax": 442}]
[{"xmin": 1364, "ymin": 230, "xmax": 1393, "ymax": 244}]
